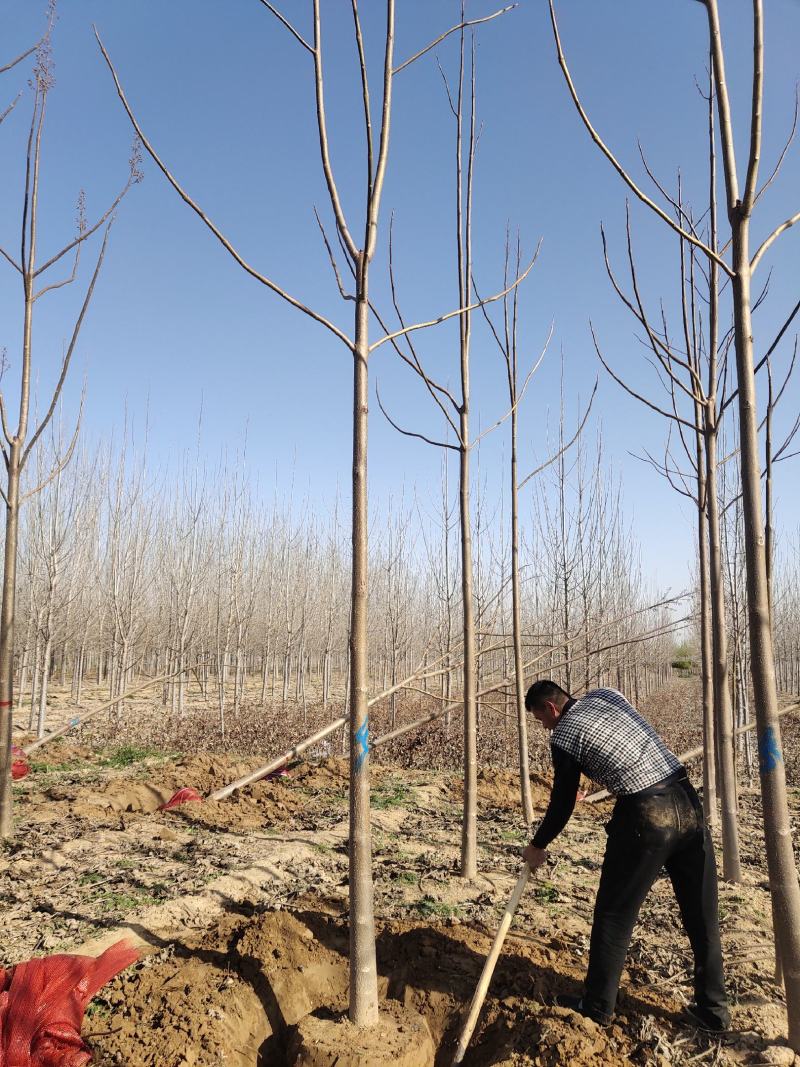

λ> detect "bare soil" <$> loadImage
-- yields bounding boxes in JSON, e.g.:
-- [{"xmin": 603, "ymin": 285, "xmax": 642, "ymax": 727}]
[{"xmin": 3, "ymin": 681, "xmax": 799, "ymax": 1066}]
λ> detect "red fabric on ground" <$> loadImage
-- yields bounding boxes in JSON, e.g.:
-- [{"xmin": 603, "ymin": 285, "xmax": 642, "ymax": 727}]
[
  {"xmin": 0, "ymin": 940, "xmax": 138, "ymax": 1066},
  {"xmin": 158, "ymin": 786, "xmax": 203, "ymax": 811},
  {"xmin": 11, "ymin": 746, "xmax": 29, "ymax": 781}
]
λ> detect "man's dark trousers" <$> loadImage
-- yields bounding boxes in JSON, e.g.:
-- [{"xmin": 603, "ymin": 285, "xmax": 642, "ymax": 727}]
[{"xmin": 582, "ymin": 775, "xmax": 728, "ymax": 1026}]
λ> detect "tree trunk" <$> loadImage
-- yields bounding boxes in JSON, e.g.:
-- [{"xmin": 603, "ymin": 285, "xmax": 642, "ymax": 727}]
[
  {"xmin": 696, "ymin": 452, "xmax": 717, "ymax": 827},
  {"xmin": 37, "ymin": 634, "xmax": 53, "ymax": 739},
  {"xmin": 0, "ymin": 451, "xmax": 21, "ymax": 839},
  {"xmin": 706, "ymin": 430, "xmax": 741, "ymax": 878},
  {"xmin": 731, "ymin": 219, "xmax": 800, "ymax": 1040},
  {"xmin": 511, "ymin": 405, "xmax": 534, "ymax": 826},
  {"xmin": 459, "ymin": 421, "xmax": 478, "ymax": 879},
  {"xmin": 348, "ymin": 283, "xmax": 378, "ymax": 1026}
]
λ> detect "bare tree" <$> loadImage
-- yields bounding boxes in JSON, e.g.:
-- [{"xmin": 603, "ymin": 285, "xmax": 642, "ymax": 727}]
[
  {"xmin": 592, "ymin": 178, "xmax": 742, "ymax": 874},
  {"xmin": 548, "ymin": 0, "xmax": 800, "ymax": 1042},
  {"xmin": 377, "ymin": 17, "xmax": 530, "ymax": 877},
  {"xmin": 0, "ymin": 32, "xmax": 137, "ymax": 836},
  {"xmin": 98, "ymin": 0, "xmax": 520, "ymax": 1025}
]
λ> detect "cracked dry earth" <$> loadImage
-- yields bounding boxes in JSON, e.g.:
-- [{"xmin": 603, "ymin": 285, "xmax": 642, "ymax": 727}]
[{"xmin": 2, "ymin": 741, "xmax": 799, "ymax": 1066}]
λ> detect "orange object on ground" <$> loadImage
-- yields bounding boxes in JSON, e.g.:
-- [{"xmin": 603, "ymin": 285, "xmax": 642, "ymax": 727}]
[
  {"xmin": 0, "ymin": 940, "xmax": 138, "ymax": 1066},
  {"xmin": 158, "ymin": 786, "xmax": 203, "ymax": 811},
  {"xmin": 11, "ymin": 746, "xmax": 29, "ymax": 781}
]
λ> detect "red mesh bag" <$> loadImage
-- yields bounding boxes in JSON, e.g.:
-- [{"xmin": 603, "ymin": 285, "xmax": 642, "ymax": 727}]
[
  {"xmin": 0, "ymin": 940, "xmax": 138, "ymax": 1066},
  {"xmin": 158, "ymin": 786, "xmax": 203, "ymax": 811},
  {"xmin": 11, "ymin": 746, "xmax": 29, "ymax": 781}
]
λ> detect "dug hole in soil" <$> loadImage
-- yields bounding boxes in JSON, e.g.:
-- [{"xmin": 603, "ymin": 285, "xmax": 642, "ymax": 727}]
[{"xmin": 84, "ymin": 905, "xmax": 630, "ymax": 1067}]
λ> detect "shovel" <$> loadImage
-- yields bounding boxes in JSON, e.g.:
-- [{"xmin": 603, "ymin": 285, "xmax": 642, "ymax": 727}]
[{"xmin": 451, "ymin": 863, "xmax": 531, "ymax": 1065}]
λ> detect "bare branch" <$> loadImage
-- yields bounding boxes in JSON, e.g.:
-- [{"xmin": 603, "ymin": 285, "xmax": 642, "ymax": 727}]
[
  {"xmin": 351, "ymin": 1, "xmax": 374, "ymax": 206},
  {"xmin": 547, "ymin": 0, "xmax": 733, "ymax": 276},
  {"xmin": 436, "ymin": 56, "xmax": 458, "ymax": 120},
  {"xmin": 0, "ymin": 42, "xmax": 39, "ymax": 76},
  {"xmin": 94, "ymin": 28, "xmax": 353, "ymax": 351},
  {"xmin": 0, "ymin": 245, "xmax": 22, "ymax": 273},
  {"xmin": 392, "ymin": 5, "xmax": 517, "ymax": 75},
  {"xmin": 32, "ymin": 182, "xmax": 131, "ymax": 279},
  {"xmin": 20, "ymin": 394, "xmax": 83, "ymax": 504},
  {"xmin": 0, "ymin": 92, "xmax": 22, "ymax": 127},
  {"xmin": 375, "ymin": 378, "xmax": 459, "ymax": 451},
  {"xmin": 774, "ymin": 410, "xmax": 800, "ymax": 463},
  {"xmin": 742, "ymin": 0, "xmax": 764, "ymax": 213},
  {"xmin": 470, "ymin": 389, "xmax": 525, "ymax": 449},
  {"xmin": 0, "ymin": 393, "xmax": 12, "ymax": 448},
  {"xmin": 364, "ymin": 0, "xmax": 395, "ymax": 262},
  {"xmin": 369, "ymin": 256, "xmax": 536, "ymax": 353},
  {"xmin": 379, "ymin": 220, "xmax": 462, "ymax": 442},
  {"xmin": 469, "ymin": 319, "xmax": 552, "ymax": 450},
  {"xmin": 751, "ymin": 209, "xmax": 800, "ymax": 272},
  {"xmin": 312, "ymin": 1, "xmax": 358, "ymax": 263},
  {"xmin": 34, "ymin": 240, "xmax": 82, "ymax": 301},
  {"xmin": 591, "ymin": 324, "xmax": 698, "ymax": 431},
  {"xmin": 255, "ymin": 0, "xmax": 314, "ymax": 54},
  {"xmin": 621, "ymin": 211, "xmax": 704, "ymax": 398},
  {"xmin": 518, "ymin": 379, "xmax": 598, "ymax": 489},
  {"xmin": 769, "ymin": 337, "xmax": 798, "ymax": 418},
  {"xmin": 637, "ymin": 146, "xmax": 709, "ymax": 242},
  {"xmin": 635, "ymin": 446, "xmax": 698, "ymax": 504},
  {"xmin": 23, "ymin": 225, "xmax": 110, "ymax": 469},
  {"xmin": 313, "ymin": 207, "xmax": 354, "ymax": 302},
  {"xmin": 386, "ymin": 218, "xmax": 459, "ymax": 409},
  {"xmin": 755, "ymin": 87, "xmax": 798, "ymax": 204},
  {"xmin": 720, "ymin": 295, "xmax": 800, "ymax": 415},
  {"xmin": 601, "ymin": 224, "xmax": 692, "ymax": 390}
]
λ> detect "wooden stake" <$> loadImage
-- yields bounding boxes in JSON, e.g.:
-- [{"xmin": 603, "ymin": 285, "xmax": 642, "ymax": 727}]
[
  {"xmin": 451, "ymin": 863, "xmax": 531, "ymax": 1065},
  {"xmin": 23, "ymin": 665, "xmax": 197, "ymax": 756},
  {"xmin": 208, "ymin": 715, "xmax": 348, "ymax": 801}
]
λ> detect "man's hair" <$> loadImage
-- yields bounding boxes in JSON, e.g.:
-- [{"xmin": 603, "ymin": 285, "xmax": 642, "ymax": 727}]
[{"xmin": 524, "ymin": 679, "xmax": 571, "ymax": 712}]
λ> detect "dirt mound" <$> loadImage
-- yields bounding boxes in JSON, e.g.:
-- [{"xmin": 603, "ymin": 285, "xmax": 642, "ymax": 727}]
[
  {"xmin": 78, "ymin": 779, "xmax": 175, "ymax": 814},
  {"xmin": 86, "ymin": 910, "xmax": 348, "ymax": 1066},
  {"xmin": 451, "ymin": 768, "xmax": 552, "ymax": 814},
  {"xmin": 290, "ymin": 1002, "xmax": 435, "ymax": 1067},
  {"xmin": 40, "ymin": 755, "xmax": 353, "ymax": 831},
  {"xmin": 83, "ymin": 948, "xmax": 270, "ymax": 1066},
  {"xmin": 85, "ymin": 905, "xmax": 645, "ymax": 1067}
]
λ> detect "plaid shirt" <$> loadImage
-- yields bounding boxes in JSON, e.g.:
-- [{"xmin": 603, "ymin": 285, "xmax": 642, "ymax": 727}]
[{"xmin": 552, "ymin": 687, "xmax": 682, "ymax": 796}]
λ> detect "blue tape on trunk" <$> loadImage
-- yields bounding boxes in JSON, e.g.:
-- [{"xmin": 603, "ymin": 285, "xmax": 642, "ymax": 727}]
[
  {"xmin": 355, "ymin": 718, "xmax": 369, "ymax": 771},
  {"xmin": 758, "ymin": 726, "xmax": 783, "ymax": 774}
]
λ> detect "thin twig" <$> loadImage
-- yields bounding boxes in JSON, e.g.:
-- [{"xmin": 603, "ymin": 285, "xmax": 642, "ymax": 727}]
[
  {"xmin": 548, "ymin": 0, "xmax": 733, "ymax": 276},
  {"xmin": 392, "ymin": 5, "xmax": 516, "ymax": 75},
  {"xmin": 94, "ymin": 27, "xmax": 353, "ymax": 351}
]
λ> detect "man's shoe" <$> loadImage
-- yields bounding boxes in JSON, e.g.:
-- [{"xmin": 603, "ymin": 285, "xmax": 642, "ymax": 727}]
[
  {"xmin": 682, "ymin": 1003, "xmax": 730, "ymax": 1034},
  {"xmin": 552, "ymin": 994, "xmax": 611, "ymax": 1027}
]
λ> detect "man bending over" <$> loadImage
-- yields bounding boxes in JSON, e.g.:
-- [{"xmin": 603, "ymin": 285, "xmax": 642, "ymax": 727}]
[{"xmin": 522, "ymin": 680, "xmax": 729, "ymax": 1032}]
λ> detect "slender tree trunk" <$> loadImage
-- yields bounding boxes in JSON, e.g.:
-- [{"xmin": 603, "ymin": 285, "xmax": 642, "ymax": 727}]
[
  {"xmin": 696, "ymin": 448, "xmax": 718, "ymax": 827},
  {"xmin": 706, "ymin": 431, "xmax": 741, "ymax": 878},
  {"xmin": 37, "ymin": 633, "xmax": 53, "ymax": 739},
  {"xmin": 348, "ymin": 282, "xmax": 378, "ymax": 1026},
  {"xmin": 0, "ymin": 450, "xmax": 21, "ymax": 838},
  {"xmin": 703, "ymin": 0, "xmax": 800, "ymax": 1034},
  {"xmin": 459, "ymin": 420, "xmax": 478, "ymax": 879},
  {"xmin": 732, "ymin": 219, "xmax": 800, "ymax": 1035},
  {"xmin": 28, "ymin": 633, "xmax": 42, "ymax": 733},
  {"xmin": 511, "ymin": 406, "xmax": 534, "ymax": 826},
  {"xmin": 76, "ymin": 643, "xmax": 85, "ymax": 706}
]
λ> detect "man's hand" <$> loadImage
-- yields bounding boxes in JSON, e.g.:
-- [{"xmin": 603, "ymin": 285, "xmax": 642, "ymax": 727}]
[{"xmin": 522, "ymin": 843, "xmax": 549, "ymax": 871}]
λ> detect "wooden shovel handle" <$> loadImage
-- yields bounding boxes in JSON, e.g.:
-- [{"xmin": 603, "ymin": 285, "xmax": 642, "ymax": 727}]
[{"xmin": 451, "ymin": 864, "xmax": 531, "ymax": 1065}]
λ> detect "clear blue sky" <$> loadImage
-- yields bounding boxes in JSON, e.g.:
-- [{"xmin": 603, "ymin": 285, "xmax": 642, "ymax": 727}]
[{"xmin": 0, "ymin": 0, "xmax": 798, "ymax": 589}]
